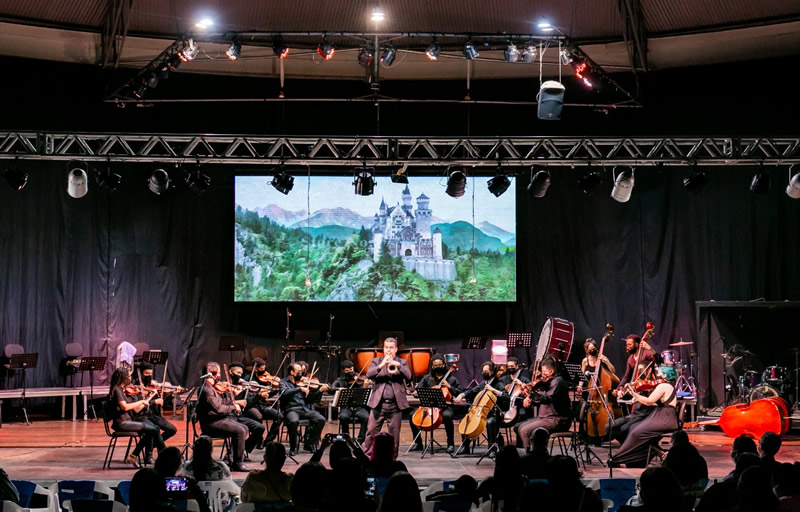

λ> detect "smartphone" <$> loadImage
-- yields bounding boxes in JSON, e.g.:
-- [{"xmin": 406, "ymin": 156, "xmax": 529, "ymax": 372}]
[
  {"xmin": 325, "ymin": 433, "xmax": 348, "ymax": 442},
  {"xmin": 365, "ymin": 476, "xmax": 377, "ymax": 498},
  {"xmin": 165, "ymin": 477, "xmax": 188, "ymax": 497}
]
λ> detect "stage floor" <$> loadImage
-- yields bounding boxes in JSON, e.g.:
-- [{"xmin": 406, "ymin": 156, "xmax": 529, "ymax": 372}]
[{"xmin": 1, "ymin": 416, "xmax": 799, "ymax": 487}]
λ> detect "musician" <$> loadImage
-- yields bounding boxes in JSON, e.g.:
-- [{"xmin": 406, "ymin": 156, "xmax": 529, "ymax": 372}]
[
  {"xmin": 225, "ymin": 363, "xmax": 267, "ymax": 454},
  {"xmin": 329, "ymin": 360, "xmax": 370, "ymax": 444},
  {"xmin": 516, "ymin": 358, "xmax": 572, "ymax": 451},
  {"xmin": 579, "ymin": 339, "xmax": 616, "ymax": 379},
  {"xmin": 138, "ymin": 362, "xmax": 178, "ymax": 464},
  {"xmin": 242, "ymin": 358, "xmax": 284, "ymax": 445},
  {"xmin": 362, "ymin": 337, "xmax": 412, "ymax": 458},
  {"xmin": 108, "ymin": 367, "xmax": 166, "ymax": 467},
  {"xmin": 455, "ymin": 361, "xmax": 506, "ymax": 452},
  {"xmin": 196, "ymin": 362, "xmax": 254, "ymax": 471},
  {"xmin": 611, "ymin": 334, "xmax": 656, "ymax": 442},
  {"xmin": 608, "ymin": 364, "xmax": 680, "ymax": 468},
  {"xmin": 278, "ymin": 362, "xmax": 329, "ymax": 456},
  {"xmin": 498, "ymin": 357, "xmax": 533, "ymax": 446},
  {"xmin": 409, "ymin": 354, "xmax": 463, "ymax": 453}
]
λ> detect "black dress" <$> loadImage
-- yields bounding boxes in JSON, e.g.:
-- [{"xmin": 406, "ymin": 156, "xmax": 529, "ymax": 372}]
[{"xmin": 609, "ymin": 383, "xmax": 679, "ymax": 467}]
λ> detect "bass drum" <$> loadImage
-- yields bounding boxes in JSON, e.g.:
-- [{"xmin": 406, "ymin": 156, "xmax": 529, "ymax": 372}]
[
  {"xmin": 398, "ymin": 348, "xmax": 434, "ymax": 379},
  {"xmin": 351, "ymin": 348, "xmax": 383, "ymax": 373},
  {"xmin": 536, "ymin": 317, "xmax": 575, "ymax": 362},
  {"xmin": 763, "ymin": 366, "xmax": 787, "ymax": 386},
  {"xmin": 749, "ymin": 384, "xmax": 782, "ymax": 402}
]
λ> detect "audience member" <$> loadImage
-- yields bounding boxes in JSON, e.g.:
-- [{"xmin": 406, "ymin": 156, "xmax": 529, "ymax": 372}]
[
  {"xmin": 775, "ymin": 462, "xmax": 800, "ymax": 512},
  {"xmin": 241, "ymin": 442, "xmax": 294, "ymax": 504},
  {"xmin": 545, "ymin": 455, "xmax": 603, "ymax": 512},
  {"xmin": 154, "ymin": 447, "xmax": 211, "ymax": 512},
  {"xmin": 735, "ymin": 465, "xmax": 779, "ymax": 512},
  {"xmin": 619, "ymin": 466, "xmax": 684, "ymax": 512},
  {"xmin": 723, "ymin": 435, "xmax": 759, "ymax": 480},
  {"xmin": 759, "ymin": 432, "xmax": 783, "ymax": 482},
  {"xmin": 427, "ymin": 475, "xmax": 479, "ymax": 510},
  {"xmin": 695, "ymin": 452, "xmax": 761, "ymax": 512},
  {"xmin": 519, "ymin": 480, "xmax": 555, "ymax": 511},
  {"xmin": 182, "ymin": 435, "xmax": 232, "ymax": 481},
  {"xmin": 520, "ymin": 427, "xmax": 551, "ymax": 480},
  {"xmin": 289, "ymin": 462, "xmax": 328, "ymax": 511},
  {"xmin": 377, "ymin": 472, "xmax": 421, "ymax": 512},
  {"xmin": 662, "ymin": 430, "xmax": 708, "ymax": 508},
  {"xmin": 322, "ymin": 457, "xmax": 376, "ymax": 512},
  {"xmin": 129, "ymin": 468, "xmax": 177, "ymax": 512},
  {"xmin": 367, "ymin": 432, "xmax": 407, "ymax": 478},
  {"xmin": 477, "ymin": 445, "xmax": 525, "ymax": 511},
  {"xmin": 0, "ymin": 468, "xmax": 19, "ymax": 504}
]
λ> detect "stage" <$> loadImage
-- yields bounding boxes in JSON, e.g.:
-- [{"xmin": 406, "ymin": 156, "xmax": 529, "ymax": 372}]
[{"xmin": 1, "ymin": 416, "xmax": 799, "ymax": 488}]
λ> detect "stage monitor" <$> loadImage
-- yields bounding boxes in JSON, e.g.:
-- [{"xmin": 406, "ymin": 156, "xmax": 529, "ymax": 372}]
[{"xmin": 234, "ymin": 175, "xmax": 517, "ymax": 302}]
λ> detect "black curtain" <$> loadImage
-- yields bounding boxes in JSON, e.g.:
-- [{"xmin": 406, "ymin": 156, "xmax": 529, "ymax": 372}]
[{"xmin": 1, "ymin": 161, "xmax": 798, "ymax": 393}]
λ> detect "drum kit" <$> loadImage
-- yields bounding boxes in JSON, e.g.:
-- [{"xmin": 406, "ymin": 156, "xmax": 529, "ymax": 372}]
[
  {"xmin": 722, "ymin": 344, "xmax": 796, "ymax": 405},
  {"xmin": 661, "ymin": 339, "xmax": 697, "ymax": 397}
]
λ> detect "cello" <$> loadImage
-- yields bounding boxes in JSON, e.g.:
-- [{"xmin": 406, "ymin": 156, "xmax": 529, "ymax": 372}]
[
  {"xmin": 411, "ymin": 364, "xmax": 458, "ymax": 431},
  {"xmin": 684, "ymin": 397, "xmax": 790, "ymax": 439},
  {"xmin": 585, "ymin": 323, "xmax": 620, "ymax": 439},
  {"xmin": 458, "ymin": 376, "xmax": 500, "ymax": 440}
]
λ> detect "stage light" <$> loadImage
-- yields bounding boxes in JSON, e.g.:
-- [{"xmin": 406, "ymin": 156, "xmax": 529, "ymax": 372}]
[
  {"xmin": 750, "ymin": 168, "xmax": 770, "ymax": 194},
  {"xmin": 381, "ymin": 45, "xmax": 396, "ymax": 66},
  {"xmin": 391, "ymin": 165, "xmax": 409, "ymax": 184},
  {"xmin": 503, "ymin": 43, "xmax": 520, "ymax": 63},
  {"xmin": 178, "ymin": 39, "xmax": 199, "ymax": 62},
  {"xmin": 168, "ymin": 54, "xmax": 182, "ymax": 71},
  {"xmin": 521, "ymin": 43, "xmax": 537, "ymax": 63},
  {"xmin": 148, "ymin": 168, "xmax": 170, "ymax": 195},
  {"xmin": 67, "ymin": 167, "xmax": 89, "ymax": 198},
  {"xmin": 226, "ymin": 39, "xmax": 241, "ymax": 61},
  {"xmin": 3, "ymin": 164, "xmax": 28, "ymax": 191},
  {"xmin": 578, "ymin": 169, "xmax": 602, "ymax": 195},
  {"xmin": 559, "ymin": 48, "xmax": 573, "ymax": 65},
  {"xmin": 357, "ymin": 46, "xmax": 374, "ymax": 67},
  {"xmin": 488, "ymin": 174, "xmax": 511, "ymax": 197},
  {"xmin": 145, "ymin": 73, "xmax": 159, "ymax": 89},
  {"xmin": 683, "ymin": 167, "xmax": 708, "ymax": 194},
  {"xmin": 445, "ymin": 169, "xmax": 467, "ymax": 198},
  {"xmin": 370, "ymin": 5, "xmax": 385, "ymax": 22},
  {"xmin": 185, "ymin": 169, "xmax": 211, "ymax": 196},
  {"xmin": 270, "ymin": 169, "xmax": 294, "ymax": 195},
  {"xmin": 611, "ymin": 166, "xmax": 635, "ymax": 203},
  {"xmin": 272, "ymin": 39, "xmax": 289, "ymax": 59},
  {"xmin": 527, "ymin": 168, "xmax": 551, "ymax": 197},
  {"xmin": 194, "ymin": 17, "xmax": 213, "ymax": 30},
  {"xmin": 95, "ymin": 167, "xmax": 121, "ymax": 193},
  {"xmin": 573, "ymin": 61, "xmax": 593, "ymax": 88},
  {"xmin": 463, "ymin": 41, "xmax": 479, "ymax": 60},
  {"xmin": 786, "ymin": 166, "xmax": 800, "ymax": 199},
  {"xmin": 317, "ymin": 38, "xmax": 335, "ymax": 60},
  {"xmin": 425, "ymin": 41, "xmax": 440, "ymax": 60},
  {"xmin": 353, "ymin": 167, "xmax": 376, "ymax": 196},
  {"xmin": 538, "ymin": 21, "xmax": 555, "ymax": 33},
  {"xmin": 133, "ymin": 82, "xmax": 148, "ymax": 99}
]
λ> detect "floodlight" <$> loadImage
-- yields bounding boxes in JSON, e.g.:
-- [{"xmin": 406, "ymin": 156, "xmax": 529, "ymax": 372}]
[
  {"xmin": 786, "ymin": 166, "xmax": 800, "ymax": 199},
  {"xmin": 527, "ymin": 169, "xmax": 551, "ymax": 197},
  {"xmin": 503, "ymin": 43, "xmax": 520, "ymax": 63},
  {"xmin": 185, "ymin": 169, "xmax": 211, "ymax": 195},
  {"xmin": 67, "ymin": 167, "xmax": 89, "ymax": 198},
  {"xmin": 381, "ymin": 45, "xmax": 396, "ymax": 66},
  {"xmin": 750, "ymin": 169, "xmax": 770, "ymax": 194},
  {"xmin": 445, "ymin": 169, "xmax": 467, "ymax": 198},
  {"xmin": 463, "ymin": 41, "xmax": 479, "ymax": 60},
  {"xmin": 226, "ymin": 39, "xmax": 242, "ymax": 60},
  {"xmin": 488, "ymin": 174, "xmax": 511, "ymax": 197},
  {"xmin": 317, "ymin": 38, "xmax": 335, "ymax": 60},
  {"xmin": 610, "ymin": 166, "xmax": 635, "ymax": 203},
  {"xmin": 148, "ymin": 168, "xmax": 170, "ymax": 195},
  {"xmin": 425, "ymin": 41, "xmax": 441, "ymax": 60},
  {"xmin": 354, "ymin": 167, "xmax": 376, "ymax": 196},
  {"xmin": 271, "ymin": 169, "xmax": 294, "ymax": 195}
]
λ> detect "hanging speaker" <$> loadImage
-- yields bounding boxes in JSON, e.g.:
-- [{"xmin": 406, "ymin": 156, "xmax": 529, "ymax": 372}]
[{"xmin": 537, "ymin": 80, "xmax": 565, "ymax": 120}]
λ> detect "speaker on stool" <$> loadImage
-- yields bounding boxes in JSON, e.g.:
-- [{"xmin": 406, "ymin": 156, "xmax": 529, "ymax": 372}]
[{"xmin": 537, "ymin": 80, "xmax": 565, "ymax": 120}]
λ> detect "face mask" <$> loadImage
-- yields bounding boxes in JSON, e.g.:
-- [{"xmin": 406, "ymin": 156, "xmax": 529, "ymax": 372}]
[
  {"xmin": 433, "ymin": 366, "xmax": 446, "ymax": 374},
  {"xmin": 482, "ymin": 372, "xmax": 492, "ymax": 380},
  {"xmin": 344, "ymin": 372, "xmax": 355, "ymax": 380},
  {"xmin": 142, "ymin": 375, "xmax": 153, "ymax": 386},
  {"xmin": 230, "ymin": 374, "xmax": 241, "ymax": 384},
  {"xmin": 588, "ymin": 348, "xmax": 598, "ymax": 356},
  {"xmin": 255, "ymin": 369, "xmax": 266, "ymax": 376},
  {"xmin": 507, "ymin": 367, "xmax": 517, "ymax": 374}
]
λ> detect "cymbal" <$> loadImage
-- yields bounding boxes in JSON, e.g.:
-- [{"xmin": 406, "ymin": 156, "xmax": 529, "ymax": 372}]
[{"xmin": 670, "ymin": 341, "xmax": 694, "ymax": 347}]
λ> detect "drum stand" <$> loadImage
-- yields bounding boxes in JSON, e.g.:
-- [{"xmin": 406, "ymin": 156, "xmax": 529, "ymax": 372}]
[{"xmin": 792, "ymin": 349, "xmax": 800, "ymax": 414}]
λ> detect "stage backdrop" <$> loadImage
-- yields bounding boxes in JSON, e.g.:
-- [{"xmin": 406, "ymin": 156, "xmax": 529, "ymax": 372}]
[{"xmin": 1, "ymin": 161, "xmax": 799, "ymax": 395}]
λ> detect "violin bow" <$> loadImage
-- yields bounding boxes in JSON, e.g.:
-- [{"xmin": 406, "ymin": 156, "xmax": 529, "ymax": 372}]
[{"xmin": 161, "ymin": 359, "xmax": 169, "ymax": 397}]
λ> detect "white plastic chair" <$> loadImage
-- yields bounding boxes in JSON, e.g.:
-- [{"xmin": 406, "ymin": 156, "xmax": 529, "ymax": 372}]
[
  {"xmin": 195, "ymin": 481, "xmax": 241, "ymax": 512},
  {"xmin": 233, "ymin": 505, "xmax": 254, "ymax": 512},
  {"xmin": 11, "ymin": 480, "xmax": 58, "ymax": 512},
  {"xmin": 48, "ymin": 481, "xmax": 114, "ymax": 512},
  {"xmin": 420, "ymin": 481, "xmax": 445, "ymax": 500},
  {"xmin": 3, "ymin": 502, "xmax": 27, "ymax": 512}
]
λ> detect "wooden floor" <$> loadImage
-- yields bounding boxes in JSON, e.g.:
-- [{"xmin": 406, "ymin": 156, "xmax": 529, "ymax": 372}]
[{"xmin": 2, "ymin": 415, "xmax": 799, "ymax": 487}]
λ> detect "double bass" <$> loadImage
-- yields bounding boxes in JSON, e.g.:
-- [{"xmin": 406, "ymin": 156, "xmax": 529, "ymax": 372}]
[
  {"xmin": 585, "ymin": 323, "xmax": 621, "ymax": 439},
  {"xmin": 684, "ymin": 397, "xmax": 790, "ymax": 439},
  {"xmin": 630, "ymin": 322, "xmax": 657, "ymax": 389},
  {"xmin": 410, "ymin": 364, "xmax": 458, "ymax": 431}
]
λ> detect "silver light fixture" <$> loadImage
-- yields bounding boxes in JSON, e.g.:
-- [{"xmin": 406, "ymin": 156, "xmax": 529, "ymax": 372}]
[
  {"xmin": 67, "ymin": 167, "xmax": 89, "ymax": 198},
  {"xmin": 610, "ymin": 166, "xmax": 635, "ymax": 203},
  {"xmin": 149, "ymin": 168, "xmax": 170, "ymax": 194},
  {"xmin": 527, "ymin": 168, "xmax": 551, "ymax": 197},
  {"xmin": 463, "ymin": 41, "xmax": 479, "ymax": 60},
  {"xmin": 786, "ymin": 165, "xmax": 800, "ymax": 199},
  {"xmin": 353, "ymin": 167, "xmax": 376, "ymax": 196},
  {"xmin": 445, "ymin": 168, "xmax": 467, "ymax": 198},
  {"xmin": 503, "ymin": 43, "xmax": 519, "ymax": 63}
]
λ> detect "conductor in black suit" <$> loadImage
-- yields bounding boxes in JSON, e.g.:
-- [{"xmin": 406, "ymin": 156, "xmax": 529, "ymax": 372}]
[{"xmin": 362, "ymin": 337, "xmax": 412, "ymax": 458}]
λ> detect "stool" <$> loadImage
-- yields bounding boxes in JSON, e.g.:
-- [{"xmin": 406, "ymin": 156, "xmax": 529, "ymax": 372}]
[
  {"xmin": 280, "ymin": 419, "xmax": 310, "ymax": 445},
  {"xmin": 678, "ymin": 398, "xmax": 697, "ymax": 423}
]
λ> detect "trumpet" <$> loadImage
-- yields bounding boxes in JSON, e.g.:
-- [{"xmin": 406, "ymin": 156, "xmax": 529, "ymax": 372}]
[{"xmin": 387, "ymin": 359, "xmax": 400, "ymax": 375}]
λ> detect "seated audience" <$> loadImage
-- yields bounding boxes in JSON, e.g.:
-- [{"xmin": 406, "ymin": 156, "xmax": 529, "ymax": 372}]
[
  {"xmin": 723, "ymin": 435, "xmax": 759, "ymax": 481},
  {"xmin": 367, "ymin": 433, "xmax": 407, "ymax": 478},
  {"xmin": 289, "ymin": 462, "xmax": 328, "ymax": 511},
  {"xmin": 775, "ymin": 462, "xmax": 800, "ymax": 512},
  {"xmin": 129, "ymin": 468, "xmax": 177, "ymax": 512},
  {"xmin": 241, "ymin": 442, "xmax": 294, "ymax": 504},
  {"xmin": 662, "ymin": 430, "xmax": 708, "ymax": 508},
  {"xmin": 477, "ymin": 445, "xmax": 525, "ymax": 511},
  {"xmin": 545, "ymin": 456, "xmax": 603, "ymax": 512},
  {"xmin": 182, "ymin": 435, "xmax": 232, "ymax": 481},
  {"xmin": 426, "ymin": 475, "xmax": 479, "ymax": 510},
  {"xmin": 695, "ymin": 452, "xmax": 761, "ymax": 512},
  {"xmin": 735, "ymin": 465, "xmax": 779, "ymax": 512},
  {"xmin": 758, "ymin": 431, "xmax": 783, "ymax": 482},
  {"xmin": 520, "ymin": 427, "xmax": 551, "ymax": 480},
  {"xmin": 377, "ymin": 472, "xmax": 421, "ymax": 512},
  {"xmin": 0, "ymin": 468, "xmax": 19, "ymax": 504},
  {"xmin": 154, "ymin": 447, "xmax": 211, "ymax": 512},
  {"xmin": 322, "ymin": 457, "xmax": 376, "ymax": 512},
  {"xmin": 619, "ymin": 466, "xmax": 684, "ymax": 512}
]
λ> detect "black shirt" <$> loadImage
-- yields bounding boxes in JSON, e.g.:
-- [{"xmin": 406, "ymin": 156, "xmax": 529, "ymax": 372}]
[
  {"xmin": 531, "ymin": 375, "xmax": 571, "ymax": 420},
  {"xmin": 196, "ymin": 381, "xmax": 237, "ymax": 425},
  {"xmin": 416, "ymin": 371, "xmax": 464, "ymax": 402},
  {"xmin": 278, "ymin": 376, "xmax": 323, "ymax": 411}
]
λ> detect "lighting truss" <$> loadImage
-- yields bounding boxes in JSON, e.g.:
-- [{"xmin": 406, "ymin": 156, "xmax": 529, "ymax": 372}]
[{"xmin": 2, "ymin": 132, "xmax": 800, "ymax": 167}]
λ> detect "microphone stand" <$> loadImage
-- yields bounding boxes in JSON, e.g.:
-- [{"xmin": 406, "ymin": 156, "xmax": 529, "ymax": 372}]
[
  {"xmin": 326, "ymin": 314, "xmax": 335, "ymax": 383},
  {"xmin": 178, "ymin": 384, "xmax": 200, "ymax": 457},
  {"xmin": 285, "ymin": 307, "xmax": 292, "ymax": 341}
]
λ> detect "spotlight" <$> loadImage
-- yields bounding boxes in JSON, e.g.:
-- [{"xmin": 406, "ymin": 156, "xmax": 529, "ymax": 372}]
[
  {"xmin": 463, "ymin": 41, "xmax": 479, "ymax": 60},
  {"xmin": 538, "ymin": 21, "xmax": 555, "ymax": 33},
  {"xmin": 226, "ymin": 39, "xmax": 242, "ymax": 61},
  {"xmin": 185, "ymin": 169, "xmax": 211, "ymax": 196},
  {"xmin": 391, "ymin": 165, "xmax": 409, "ymax": 184},
  {"xmin": 157, "ymin": 63, "xmax": 171, "ymax": 80},
  {"xmin": 168, "ymin": 54, "xmax": 182, "ymax": 71},
  {"xmin": 521, "ymin": 43, "xmax": 537, "ymax": 63},
  {"xmin": 67, "ymin": 167, "xmax": 89, "ymax": 199},
  {"xmin": 425, "ymin": 41, "xmax": 440, "ymax": 61},
  {"xmin": 683, "ymin": 167, "xmax": 708, "ymax": 194},
  {"xmin": 133, "ymin": 82, "xmax": 148, "ymax": 99},
  {"xmin": 559, "ymin": 48, "xmax": 573, "ymax": 65},
  {"xmin": 95, "ymin": 167, "xmax": 121, "ymax": 193},
  {"xmin": 787, "ymin": 166, "xmax": 800, "ymax": 199},
  {"xmin": 750, "ymin": 168, "xmax": 770, "ymax": 194},
  {"xmin": 503, "ymin": 43, "xmax": 520, "ymax": 63},
  {"xmin": 145, "ymin": 73, "xmax": 159, "ymax": 89},
  {"xmin": 357, "ymin": 47, "xmax": 374, "ymax": 67},
  {"xmin": 317, "ymin": 38, "xmax": 335, "ymax": 60},
  {"xmin": 194, "ymin": 17, "xmax": 213, "ymax": 30},
  {"xmin": 381, "ymin": 45, "xmax": 396, "ymax": 66},
  {"xmin": 610, "ymin": 166, "xmax": 635, "ymax": 203},
  {"xmin": 488, "ymin": 174, "xmax": 511, "ymax": 197},
  {"xmin": 572, "ymin": 61, "xmax": 593, "ymax": 88},
  {"xmin": 272, "ymin": 39, "xmax": 289, "ymax": 59},
  {"xmin": 148, "ymin": 168, "xmax": 170, "ymax": 195},
  {"xmin": 445, "ymin": 169, "xmax": 467, "ymax": 198},
  {"xmin": 178, "ymin": 39, "xmax": 199, "ymax": 62},
  {"xmin": 527, "ymin": 168, "xmax": 551, "ymax": 197},
  {"xmin": 270, "ymin": 169, "xmax": 294, "ymax": 195},
  {"xmin": 578, "ymin": 169, "xmax": 602, "ymax": 195},
  {"xmin": 370, "ymin": 5, "xmax": 385, "ymax": 22},
  {"xmin": 353, "ymin": 167, "xmax": 376, "ymax": 196},
  {"xmin": 3, "ymin": 164, "xmax": 28, "ymax": 191}
]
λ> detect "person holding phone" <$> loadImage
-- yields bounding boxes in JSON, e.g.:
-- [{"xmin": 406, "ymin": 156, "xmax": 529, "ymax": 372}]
[{"xmin": 240, "ymin": 442, "xmax": 293, "ymax": 504}]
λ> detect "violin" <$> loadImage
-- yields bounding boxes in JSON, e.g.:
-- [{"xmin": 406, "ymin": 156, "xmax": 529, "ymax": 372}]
[
  {"xmin": 213, "ymin": 380, "xmax": 244, "ymax": 395},
  {"xmin": 142, "ymin": 381, "xmax": 185, "ymax": 394},
  {"xmin": 124, "ymin": 384, "xmax": 146, "ymax": 396},
  {"xmin": 299, "ymin": 376, "xmax": 330, "ymax": 391},
  {"xmin": 255, "ymin": 372, "xmax": 281, "ymax": 388}
]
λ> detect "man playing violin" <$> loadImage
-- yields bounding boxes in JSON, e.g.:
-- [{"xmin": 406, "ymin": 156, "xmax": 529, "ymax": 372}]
[
  {"xmin": 196, "ymin": 362, "xmax": 257, "ymax": 471},
  {"xmin": 516, "ymin": 358, "xmax": 572, "ymax": 451},
  {"xmin": 498, "ymin": 357, "xmax": 533, "ymax": 447},
  {"xmin": 362, "ymin": 337, "xmax": 412, "ymax": 459},
  {"xmin": 328, "ymin": 360, "xmax": 370, "ymax": 444},
  {"xmin": 242, "ymin": 358, "xmax": 284, "ymax": 446},
  {"xmin": 137, "ymin": 362, "xmax": 178, "ymax": 464},
  {"xmin": 226, "ymin": 363, "xmax": 267, "ymax": 458},
  {"xmin": 278, "ymin": 362, "xmax": 330, "ymax": 456},
  {"xmin": 409, "ymin": 354, "xmax": 463, "ymax": 453}
]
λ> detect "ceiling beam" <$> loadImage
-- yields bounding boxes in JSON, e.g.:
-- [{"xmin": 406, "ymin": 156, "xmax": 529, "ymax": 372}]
[{"xmin": 100, "ymin": 0, "xmax": 134, "ymax": 68}]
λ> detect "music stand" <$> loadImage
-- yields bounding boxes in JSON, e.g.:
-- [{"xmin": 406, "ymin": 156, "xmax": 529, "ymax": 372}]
[
  {"xmin": 78, "ymin": 356, "xmax": 107, "ymax": 421},
  {"xmin": 334, "ymin": 387, "xmax": 371, "ymax": 444},
  {"xmin": 563, "ymin": 363, "xmax": 586, "ymax": 390},
  {"xmin": 565, "ymin": 362, "xmax": 608, "ymax": 470},
  {"xmin": 219, "ymin": 336, "xmax": 245, "ymax": 364},
  {"xmin": 462, "ymin": 336, "xmax": 488, "ymax": 388},
  {"xmin": 142, "ymin": 351, "xmax": 168, "ymax": 366},
  {"xmin": 410, "ymin": 388, "xmax": 448, "ymax": 458},
  {"xmin": 10, "ymin": 353, "xmax": 38, "ymax": 425}
]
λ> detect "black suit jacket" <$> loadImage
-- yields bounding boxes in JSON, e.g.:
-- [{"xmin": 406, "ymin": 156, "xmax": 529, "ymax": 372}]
[{"xmin": 366, "ymin": 356, "xmax": 412, "ymax": 410}]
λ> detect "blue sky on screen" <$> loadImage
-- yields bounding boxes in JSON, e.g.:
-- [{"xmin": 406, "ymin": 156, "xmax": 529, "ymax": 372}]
[{"xmin": 235, "ymin": 175, "xmax": 516, "ymax": 233}]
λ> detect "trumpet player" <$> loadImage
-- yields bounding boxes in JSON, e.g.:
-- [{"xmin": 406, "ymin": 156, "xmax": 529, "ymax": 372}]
[{"xmin": 362, "ymin": 337, "xmax": 411, "ymax": 458}]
